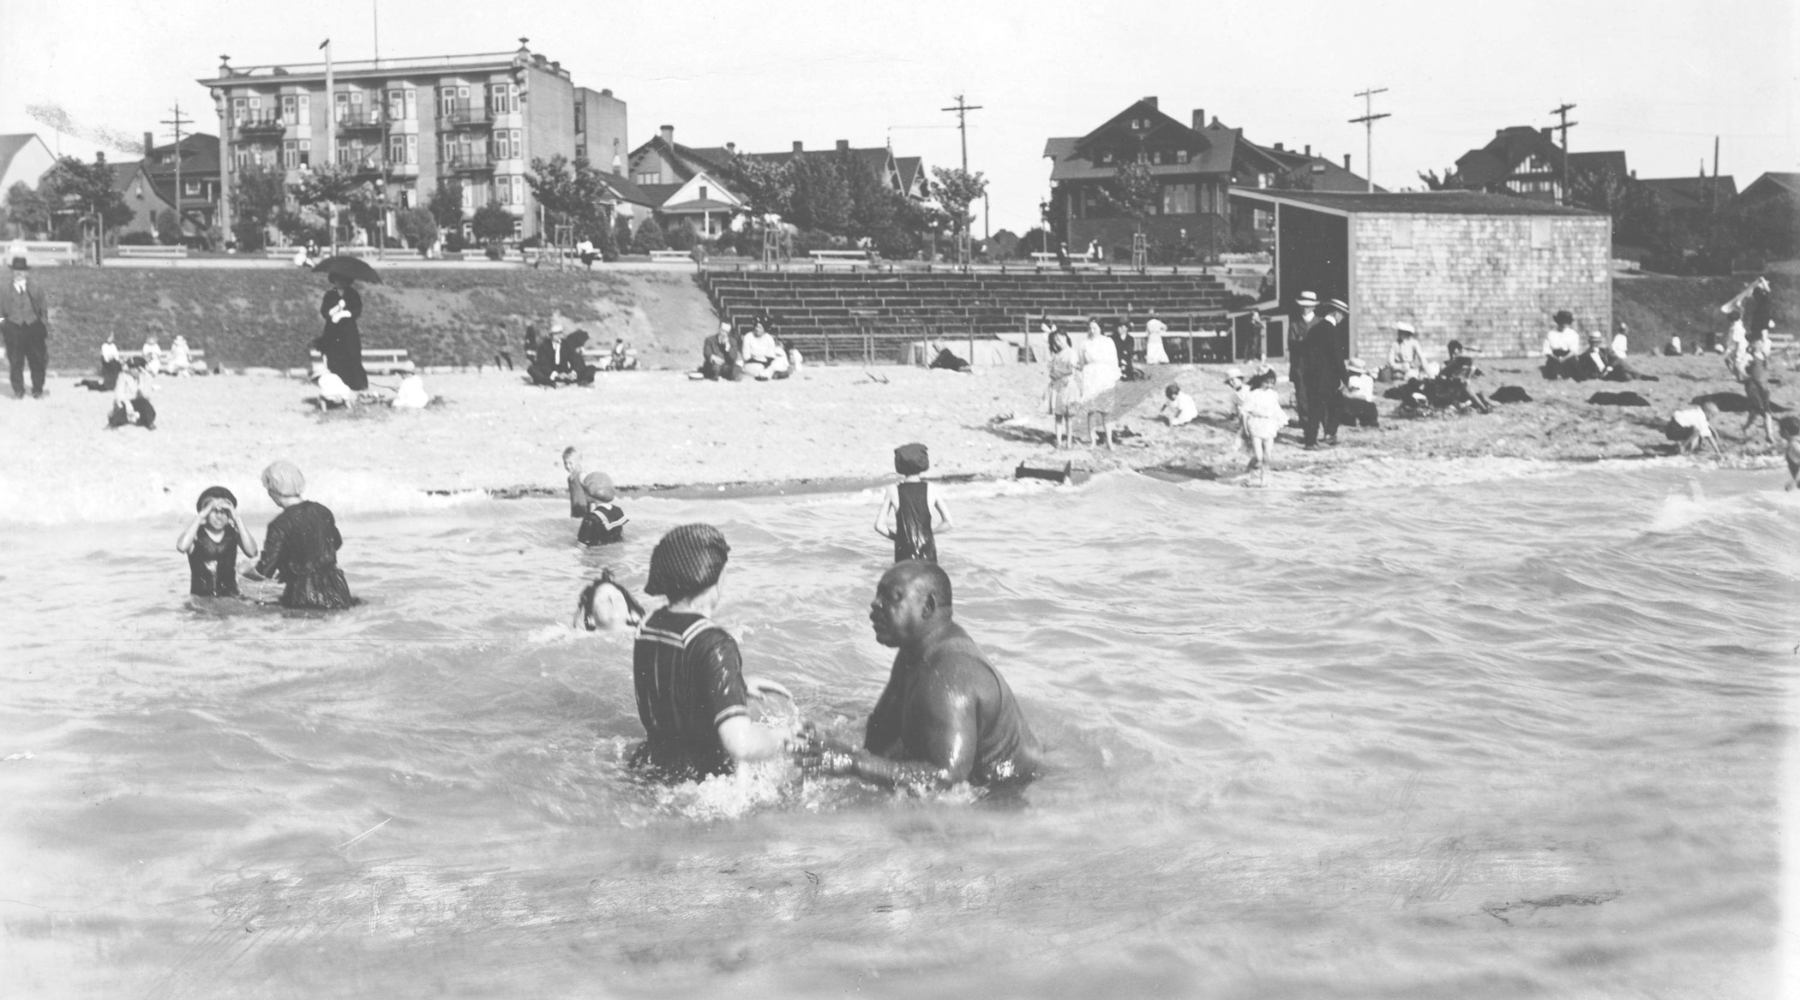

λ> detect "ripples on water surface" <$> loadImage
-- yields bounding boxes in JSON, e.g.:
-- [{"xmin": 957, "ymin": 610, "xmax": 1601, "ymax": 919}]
[{"xmin": 1, "ymin": 463, "xmax": 1795, "ymax": 998}]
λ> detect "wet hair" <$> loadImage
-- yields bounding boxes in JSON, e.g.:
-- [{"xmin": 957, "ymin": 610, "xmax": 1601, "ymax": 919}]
[
  {"xmin": 645, "ymin": 523, "xmax": 730, "ymax": 600},
  {"xmin": 261, "ymin": 460, "xmax": 305, "ymax": 497},
  {"xmin": 576, "ymin": 569, "xmax": 647, "ymax": 631},
  {"xmin": 562, "ymin": 446, "xmax": 579, "ymax": 461},
  {"xmin": 196, "ymin": 485, "xmax": 237, "ymax": 511}
]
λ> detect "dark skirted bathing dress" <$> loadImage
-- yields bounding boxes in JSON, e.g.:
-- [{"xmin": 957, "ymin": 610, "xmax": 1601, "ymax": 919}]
[
  {"xmin": 188, "ymin": 525, "xmax": 242, "ymax": 597},
  {"xmin": 577, "ymin": 501, "xmax": 628, "ymax": 546},
  {"xmin": 253, "ymin": 500, "xmax": 355, "ymax": 609},
  {"xmin": 631, "ymin": 608, "xmax": 751, "ymax": 780},
  {"xmin": 316, "ymin": 286, "xmax": 369, "ymax": 391},
  {"xmin": 893, "ymin": 480, "xmax": 938, "ymax": 563}
]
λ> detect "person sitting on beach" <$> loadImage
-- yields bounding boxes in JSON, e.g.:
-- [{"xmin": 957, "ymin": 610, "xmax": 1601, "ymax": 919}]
[
  {"xmin": 1780, "ymin": 416, "xmax": 1800, "ymax": 490},
  {"xmin": 699, "ymin": 321, "xmax": 739, "ymax": 381},
  {"xmin": 572, "ymin": 568, "xmax": 647, "ymax": 632},
  {"xmin": 926, "ymin": 339, "xmax": 972, "ymax": 373},
  {"xmin": 1383, "ymin": 322, "xmax": 1427, "ymax": 382},
  {"xmin": 140, "ymin": 333, "xmax": 164, "ymax": 374},
  {"xmin": 798, "ymin": 561, "xmax": 1042, "ymax": 791},
  {"xmin": 740, "ymin": 320, "xmax": 784, "ymax": 380},
  {"xmin": 390, "ymin": 373, "xmax": 429, "ymax": 409},
  {"xmin": 1157, "ymin": 382, "xmax": 1198, "ymax": 426},
  {"xmin": 312, "ymin": 369, "xmax": 355, "ymax": 409},
  {"xmin": 77, "ymin": 333, "xmax": 123, "ymax": 392},
  {"xmin": 176, "ymin": 486, "xmax": 259, "ymax": 597},
  {"xmin": 631, "ymin": 524, "xmax": 795, "ymax": 779},
  {"xmin": 1541, "ymin": 310, "xmax": 1581, "ymax": 379},
  {"xmin": 1571, "ymin": 331, "xmax": 1656, "ymax": 383},
  {"xmin": 765, "ymin": 336, "xmax": 793, "ymax": 379},
  {"xmin": 607, "ymin": 338, "xmax": 638, "ymax": 371},
  {"xmin": 576, "ymin": 472, "xmax": 628, "ymax": 546},
  {"xmin": 875, "ymin": 442, "xmax": 951, "ymax": 563},
  {"xmin": 1611, "ymin": 321, "xmax": 1631, "ymax": 358},
  {"xmin": 1339, "ymin": 358, "xmax": 1380, "ymax": 428},
  {"xmin": 167, "ymin": 335, "xmax": 193, "ymax": 376},
  {"xmin": 1664, "ymin": 402, "xmax": 1723, "ymax": 458},
  {"xmin": 107, "ymin": 357, "xmax": 157, "ymax": 430},
  {"xmin": 1426, "ymin": 341, "xmax": 1494, "ymax": 413},
  {"xmin": 244, "ymin": 460, "xmax": 356, "ymax": 610}
]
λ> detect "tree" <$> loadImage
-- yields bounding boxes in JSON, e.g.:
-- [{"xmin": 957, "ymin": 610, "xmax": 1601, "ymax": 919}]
[
  {"xmin": 1417, "ymin": 168, "xmax": 1462, "ymax": 191},
  {"xmin": 988, "ymin": 228, "xmax": 1021, "ymax": 260},
  {"xmin": 290, "ymin": 165, "xmax": 373, "ymax": 245},
  {"xmin": 1100, "ymin": 159, "xmax": 1157, "ymax": 234},
  {"xmin": 155, "ymin": 209, "xmax": 182, "ymax": 245},
  {"xmin": 717, "ymin": 152, "xmax": 793, "ymax": 220},
  {"xmin": 471, "ymin": 204, "xmax": 515, "ymax": 245},
  {"xmin": 787, "ymin": 156, "xmax": 852, "ymax": 233},
  {"xmin": 5, "ymin": 181, "xmax": 51, "ymax": 238},
  {"xmin": 395, "ymin": 207, "xmax": 438, "ymax": 250},
  {"xmin": 930, "ymin": 166, "xmax": 988, "ymax": 239},
  {"xmin": 428, "ymin": 179, "xmax": 464, "ymax": 232},
  {"xmin": 631, "ymin": 216, "xmax": 668, "ymax": 253},
  {"xmin": 525, "ymin": 154, "xmax": 617, "ymax": 244},
  {"xmin": 230, "ymin": 161, "xmax": 286, "ymax": 250},
  {"xmin": 40, "ymin": 154, "xmax": 133, "ymax": 246}
]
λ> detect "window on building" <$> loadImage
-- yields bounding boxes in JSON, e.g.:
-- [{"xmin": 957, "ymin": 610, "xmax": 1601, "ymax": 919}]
[
  {"xmin": 574, "ymin": 102, "xmax": 586, "ymax": 134},
  {"xmin": 491, "ymin": 83, "xmax": 518, "ymax": 115},
  {"xmin": 407, "ymin": 134, "xmax": 417, "ymax": 164},
  {"xmin": 232, "ymin": 97, "xmax": 249, "ymax": 124},
  {"xmin": 1099, "ymin": 152, "xmax": 1113, "ymax": 166},
  {"xmin": 1392, "ymin": 217, "xmax": 1414, "ymax": 248},
  {"xmin": 635, "ymin": 171, "xmax": 659, "ymax": 186},
  {"xmin": 699, "ymin": 185, "xmax": 709, "ymax": 202},
  {"xmin": 1530, "ymin": 217, "xmax": 1553, "ymax": 249},
  {"xmin": 496, "ymin": 176, "xmax": 511, "ymax": 205},
  {"xmin": 298, "ymin": 94, "xmax": 310, "ymax": 124},
  {"xmin": 282, "ymin": 95, "xmax": 299, "ymax": 125},
  {"xmin": 439, "ymin": 87, "xmax": 458, "ymax": 119},
  {"xmin": 234, "ymin": 147, "xmax": 253, "ymax": 169},
  {"xmin": 1151, "ymin": 151, "xmax": 1164, "ymax": 165},
  {"xmin": 283, "ymin": 140, "xmax": 301, "ymax": 169},
  {"xmin": 1176, "ymin": 149, "xmax": 1189, "ymax": 164},
  {"xmin": 1161, "ymin": 182, "xmax": 1196, "ymax": 216},
  {"xmin": 389, "ymin": 134, "xmax": 406, "ymax": 164},
  {"xmin": 575, "ymin": 143, "xmax": 586, "ymax": 159}
]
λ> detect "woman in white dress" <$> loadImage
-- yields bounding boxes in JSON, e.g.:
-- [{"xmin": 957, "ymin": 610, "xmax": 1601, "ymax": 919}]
[
  {"xmin": 1143, "ymin": 310, "xmax": 1169, "ymax": 366},
  {"xmin": 1077, "ymin": 321, "xmax": 1121, "ymax": 449}
]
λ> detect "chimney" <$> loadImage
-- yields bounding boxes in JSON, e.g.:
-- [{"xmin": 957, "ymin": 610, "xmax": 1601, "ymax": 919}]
[
  {"xmin": 1273, "ymin": 141, "xmax": 1284, "ymax": 152},
  {"xmin": 1344, "ymin": 153, "xmax": 1352, "ymax": 171},
  {"xmin": 1142, "ymin": 96, "xmax": 1158, "ymax": 109},
  {"xmin": 726, "ymin": 141, "xmax": 736, "ymax": 153},
  {"xmin": 600, "ymin": 88, "xmax": 612, "ymax": 98},
  {"xmin": 836, "ymin": 139, "xmax": 849, "ymax": 152},
  {"xmin": 1304, "ymin": 144, "xmax": 1311, "ymax": 157},
  {"xmin": 143, "ymin": 132, "xmax": 155, "ymax": 159},
  {"xmin": 1191, "ymin": 109, "xmax": 1205, "ymax": 131},
  {"xmin": 792, "ymin": 140, "xmax": 804, "ymax": 152},
  {"xmin": 659, "ymin": 124, "xmax": 673, "ymax": 144}
]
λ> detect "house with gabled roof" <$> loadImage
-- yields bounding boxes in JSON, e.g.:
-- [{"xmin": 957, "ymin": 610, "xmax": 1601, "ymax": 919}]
[
  {"xmin": 1736, "ymin": 171, "xmax": 1800, "ymax": 256},
  {"xmin": 1450, "ymin": 125, "xmax": 1569, "ymax": 201},
  {"xmin": 895, "ymin": 156, "xmax": 929, "ymax": 199},
  {"xmin": 111, "ymin": 158, "xmax": 177, "ymax": 238}
]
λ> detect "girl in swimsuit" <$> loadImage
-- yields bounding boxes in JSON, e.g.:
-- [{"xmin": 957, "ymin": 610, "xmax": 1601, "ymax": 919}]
[{"xmin": 175, "ymin": 485, "xmax": 259, "ymax": 597}]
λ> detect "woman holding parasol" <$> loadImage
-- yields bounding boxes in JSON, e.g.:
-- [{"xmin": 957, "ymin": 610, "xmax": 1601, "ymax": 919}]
[{"xmin": 313, "ymin": 256, "xmax": 379, "ymax": 392}]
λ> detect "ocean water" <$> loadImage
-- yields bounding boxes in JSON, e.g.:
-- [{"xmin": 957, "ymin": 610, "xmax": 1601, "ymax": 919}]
[{"xmin": 1, "ymin": 463, "xmax": 1794, "ymax": 999}]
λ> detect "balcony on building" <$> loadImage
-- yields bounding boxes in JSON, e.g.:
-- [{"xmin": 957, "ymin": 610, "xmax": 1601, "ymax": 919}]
[
  {"xmin": 441, "ymin": 102, "xmax": 491, "ymax": 129},
  {"xmin": 442, "ymin": 151, "xmax": 492, "ymax": 174},
  {"xmin": 336, "ymin": 109, "xmax": 385, "ymax": 133},
  {"xmin": 235, "ymin": 112, "xmax": 285, "ymax": 138}
]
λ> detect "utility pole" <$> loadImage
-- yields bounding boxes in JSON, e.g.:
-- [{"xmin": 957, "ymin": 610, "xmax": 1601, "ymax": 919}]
[
  {"xmin": 160, "ymin": 103, "xmax": 194, "ymax": 243},
  {"xmin": 1349, "ymin": 87, "xmax": 1389, "ymax": 193},
  {"xmin": 1548, "ymin": 103, "xmax": 1578, "ymax": 206},
  {"xmin": 941, "ymin": 93, "xmax": 983, "ymax": 173},
  {"xmin": 322, "ymin": 37, "xmax": 336, "ymax": 251}
]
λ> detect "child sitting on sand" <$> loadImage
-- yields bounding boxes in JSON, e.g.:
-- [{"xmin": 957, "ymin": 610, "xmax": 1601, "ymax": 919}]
[
  {"xmin": 1781, "ymin": 416, "xmax": 1800, "ymax": 491},
  {"xmin": 875, "ymin": 442, "xmax": 951, "ymax": 563},
  {"xmin": 176, "ymin": 486, "xmax": 259, "ymax": 597},
  {"xmin": 576, "ymin": 472, "xmax": 628, "ymax": 546},
  {"xmin": 572, "ymin": 568, "xmax": 648, "ymax": 632},
  {"xmin": 245, "ymin": 460, "xmax": 356, "ymax": 610},
  {"xmin": 1240, "ymin": 369, "xmax": 1287, "ymax": 485},
  {"xmin": 107, "ymin": 357, "xmax": 157, "ymax": 430}
]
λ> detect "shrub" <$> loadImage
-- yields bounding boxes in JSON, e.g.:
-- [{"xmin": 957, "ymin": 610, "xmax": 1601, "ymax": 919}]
[
  {"xmin": 630, "ymin": 217, "xmax": 668, "ymax": 254},
  {"xmin": 664, "ymin": 219, "xmax": 700, "ymax": 252}
]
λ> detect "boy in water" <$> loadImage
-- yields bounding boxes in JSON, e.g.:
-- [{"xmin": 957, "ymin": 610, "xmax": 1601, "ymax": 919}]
[
  {"xmin": 245, "ymin": 460, "xmax": 355, "ymax": 610},
  {"xmin": 176, "ymin": 486, "xmax": 259, "ymax": 597},
  {"xmin": 576, "ymin": 471, "xmax": 628, "ymax": 545},
  {"xmin": 874, "ymin": 442, "xmax": 951, "ymax": 563},
  {"xmin": 1781, "ymin": 416, "xmax": 1800, "ymax": 490},
  {"xmin": 563, "ymin": 446, "xmax": 588, "ymax": 517}
]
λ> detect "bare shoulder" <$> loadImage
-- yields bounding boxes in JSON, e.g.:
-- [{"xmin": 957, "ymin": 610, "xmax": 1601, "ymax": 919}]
[{"xmin": 919, "ymin": 628, "xmax": 1000, "ymax": 692}]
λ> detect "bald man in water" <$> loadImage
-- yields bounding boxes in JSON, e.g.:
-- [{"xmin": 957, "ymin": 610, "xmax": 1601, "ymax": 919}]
[{"xmin": 802, "ymin": 561, "xmax": 1041, "ymax": 790}]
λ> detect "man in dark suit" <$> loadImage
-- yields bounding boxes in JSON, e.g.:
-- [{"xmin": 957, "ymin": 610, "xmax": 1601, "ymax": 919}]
[
  {"xmin": 1287, "ymin": 291, "xmax": 1318, "ymax": 426},
  {"xmin": 1298, "ymin": 297, "xmax": 1350, "ymax": 448}
]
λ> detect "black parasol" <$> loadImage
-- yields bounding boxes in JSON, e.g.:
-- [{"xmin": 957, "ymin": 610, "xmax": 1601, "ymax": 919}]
[{"xmin": 312, "ymin": 255, "xmax": 383, "ymax": 284}]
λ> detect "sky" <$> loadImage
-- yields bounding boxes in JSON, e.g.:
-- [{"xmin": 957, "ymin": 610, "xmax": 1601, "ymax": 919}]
[{"xmin": 2, "ymin": 0, "xmax": 1795, "ymax": 233}]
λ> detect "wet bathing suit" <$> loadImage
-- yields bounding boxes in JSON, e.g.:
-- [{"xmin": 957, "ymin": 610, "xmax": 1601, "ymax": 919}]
[
  {"xmin": 254, "ymin": 500, "xmax": 355, "ymax": 610},
  {"xmin": 578, "ymin": 501, "xmax": 628, "ymax": 545},
  {"xmin": 893, "ymin": 481, "xmax": 937, "ymax": 563},
  {"xmin": 188, "ymin": 525, "xmax": 241, "ymax": 597},
  {"xmin": 631, "ymin": 608, "xmax": 750, "ymax": 779}
]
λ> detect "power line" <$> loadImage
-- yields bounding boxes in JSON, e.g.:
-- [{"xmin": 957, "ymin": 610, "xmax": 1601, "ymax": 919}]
[
  {"xmin": 1548, "ymin": 103, "xmax": 1578, "ymax": 206},
  {"xmin": 1349, "ymin": 87, "xmax": 1390, "ymax": 192},
  {"xmin": 160, "ymin": 102, "xmax": 196, "ymax": 237}
]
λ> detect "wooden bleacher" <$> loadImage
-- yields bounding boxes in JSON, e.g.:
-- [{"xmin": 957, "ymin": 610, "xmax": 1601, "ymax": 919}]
[
  {"xmin": 810, "ymin": 249, "xmax": 875, "ymax": 271},
  {"xmin": 117, "ymin": 245, "xmax": 188, "ymax": 260}
]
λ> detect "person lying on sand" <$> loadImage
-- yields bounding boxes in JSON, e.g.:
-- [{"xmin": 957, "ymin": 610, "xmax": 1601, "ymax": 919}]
[{"xmin": 798, "ymin": 561, "xmax": 1041, "ymax": 791}]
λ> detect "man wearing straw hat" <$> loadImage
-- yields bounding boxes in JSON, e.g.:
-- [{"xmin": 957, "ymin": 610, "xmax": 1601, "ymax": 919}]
[
  {"xmin": 1286, "ymin": 291, "xmax": 1319, "ymax": 425},
  {"xmin": 1, "ymin": 248, "xmax": 51, "ymax": 399},
  {"xmin": 1297, "ymin": 297, "xmax": 1350, "ymax": 448}
]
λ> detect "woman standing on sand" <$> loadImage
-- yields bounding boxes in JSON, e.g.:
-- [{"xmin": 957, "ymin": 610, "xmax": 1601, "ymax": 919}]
[{"xmin": 316, "ymin": 272, "xmax": 369, "ymax": 392}]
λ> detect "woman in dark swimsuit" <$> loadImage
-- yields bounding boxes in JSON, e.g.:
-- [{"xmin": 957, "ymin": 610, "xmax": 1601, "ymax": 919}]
[
  {"xmin": 245, "ymin": 460, "xmax": 356, "ymax": 610},
  {"xmin": 874, "ymin": 442, "xmax": 952, "ymax": 563},
  {"xmin": 175, "ymin": 485, "xmax": 259, "ymax": 597}
]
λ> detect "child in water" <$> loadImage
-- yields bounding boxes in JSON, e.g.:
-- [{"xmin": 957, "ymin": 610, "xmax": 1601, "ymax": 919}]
[
  {"xmin": 175, "ymin": 486, "xmax": 259, "ymax": 597},
  {"xmin": 874, "ymin": 442, "xmax": 951, "ymax": 562},
  {"xmin": 563, "ymin": 446, "xmax": 588, "ymax": 518},
  {"xmin": 1781, "ymin": 416, "xmax": 1800, "ymax": 491},
  {"xmin": 577, "ymin": 471, "xmax": 628, "ymax": 545},
  {"xmin": 572, "ymin": 568, "xmax": 648, "ymax": 632},
  {"xmin": 244, "ymin": 460, "xmax": 356, "ymax": 609},
  {"xmin": 1239, "ymin": 369, "xmax": 1287, "ymax": 486}
]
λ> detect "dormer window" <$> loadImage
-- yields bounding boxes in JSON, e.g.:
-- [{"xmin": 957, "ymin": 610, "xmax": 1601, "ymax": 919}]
[{"xmin": 1176, "ymin": 149, "xmax": 1189, "ymax": 164}]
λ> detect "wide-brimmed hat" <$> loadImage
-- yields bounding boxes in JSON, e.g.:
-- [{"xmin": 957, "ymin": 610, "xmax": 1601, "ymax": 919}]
[
  {"xmin": 1395, "ymin": 321, "xmax": 1416, "ymax": 336},
  {"xmin": 1295, "ymin": 291, "xmax": 1318, "ymax": 307},
  {"xmin": 1325, "ymin": 297, "xmax": 1349, "ymax": 313},
  {"xmin": 645, "ymin": 523, "xmax": 730, "ymax": 598},
  {"xmin": 1223, "ymin": 366, "xmax": 1246, "ymax": 383},
  {"xmin": 1346, "ymin": 358, "xmax": 1368, "ymax": 373},
  {"xmin": 1587, "ymin": 331, "xmax": 1604, "ymax": 343}
]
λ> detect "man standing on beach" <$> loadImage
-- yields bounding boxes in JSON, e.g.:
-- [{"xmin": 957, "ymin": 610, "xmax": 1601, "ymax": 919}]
[
  {"xmin": 1, "ymin": 251, "xmax": 50, "ymax": 399},
  {"xmin": 1287, "ymin": 291, "xmax": 1318, "ymax": 426},
  {"xmin": 1298, "ymin": 297, "xmax": 1350, "ymax": 448},
  {"xmin": 801, "ymin": 562, "xmax": 1041, "ymax": 791}
]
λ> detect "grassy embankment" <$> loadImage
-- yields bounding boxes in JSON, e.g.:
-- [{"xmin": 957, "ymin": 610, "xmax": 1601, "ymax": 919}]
[
  {"xmin": 40, "ymin": 266, "xmax": 717, "ymax": 373},
  {"xmin": 1614, "ymin": 271, "xmax": 1794, "ymax": 353}
]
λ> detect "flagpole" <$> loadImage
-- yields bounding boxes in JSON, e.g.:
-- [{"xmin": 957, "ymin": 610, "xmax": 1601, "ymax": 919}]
[{"xmin": 322, "ymin": 37, "xmax": 336, "ymax": 252}]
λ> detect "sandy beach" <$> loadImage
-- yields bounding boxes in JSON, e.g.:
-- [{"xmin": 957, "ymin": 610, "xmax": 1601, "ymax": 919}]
[{"xmin": 2, "ymin": 349, "xmax": 1787, "ymax": 525}]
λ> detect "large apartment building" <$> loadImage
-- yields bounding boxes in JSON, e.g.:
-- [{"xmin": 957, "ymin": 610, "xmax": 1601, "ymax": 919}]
[{"xmin": 197, "ymin": 40, "xmax": 626, "ymax": 242}]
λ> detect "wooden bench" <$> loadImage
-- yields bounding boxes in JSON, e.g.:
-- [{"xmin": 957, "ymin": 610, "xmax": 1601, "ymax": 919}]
[
  {"xmin": 649, "ymin": 249, "xmax": 694, "ymax": 264},
  {"xmin": 309, "ymin": 348, "xmax": 415, "ymax": 376},
  {"xmin": 811, "ymin": 249, "xmax": 874, "ymax": 271},
  {"xmin": 118, "ymin": 245, "xmax": 189, "ymax": 260},
  {"xmin": 1028, "ymin": 251, "xmax": 1096, "ymax": 270},
  {"xmin": 116, "ymin": 347, "xmax": 208, "ymax": 374},
  {"xmin": 15, "ymin": 240, "xmax": 81, "ymax": 265}
]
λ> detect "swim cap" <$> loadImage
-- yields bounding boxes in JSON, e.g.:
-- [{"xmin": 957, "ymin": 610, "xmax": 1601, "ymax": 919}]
[
  {"xmin": 261, "ymin": 460, "xmax": 305, "ymax": 498},
  {"xmin": 581, "ymin": 471, "xmax": 617, "ymax": 503},
  {"xmin": 196, "ymin": 485, "xmax": 237, "ymax": 511},
  {"xmin": 894, "ymin": 442, "xmax": 929, "ymax": 476},
  {"xmin": 645, "ymin": 524, "xmax": 730, "ymax": 598}
]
